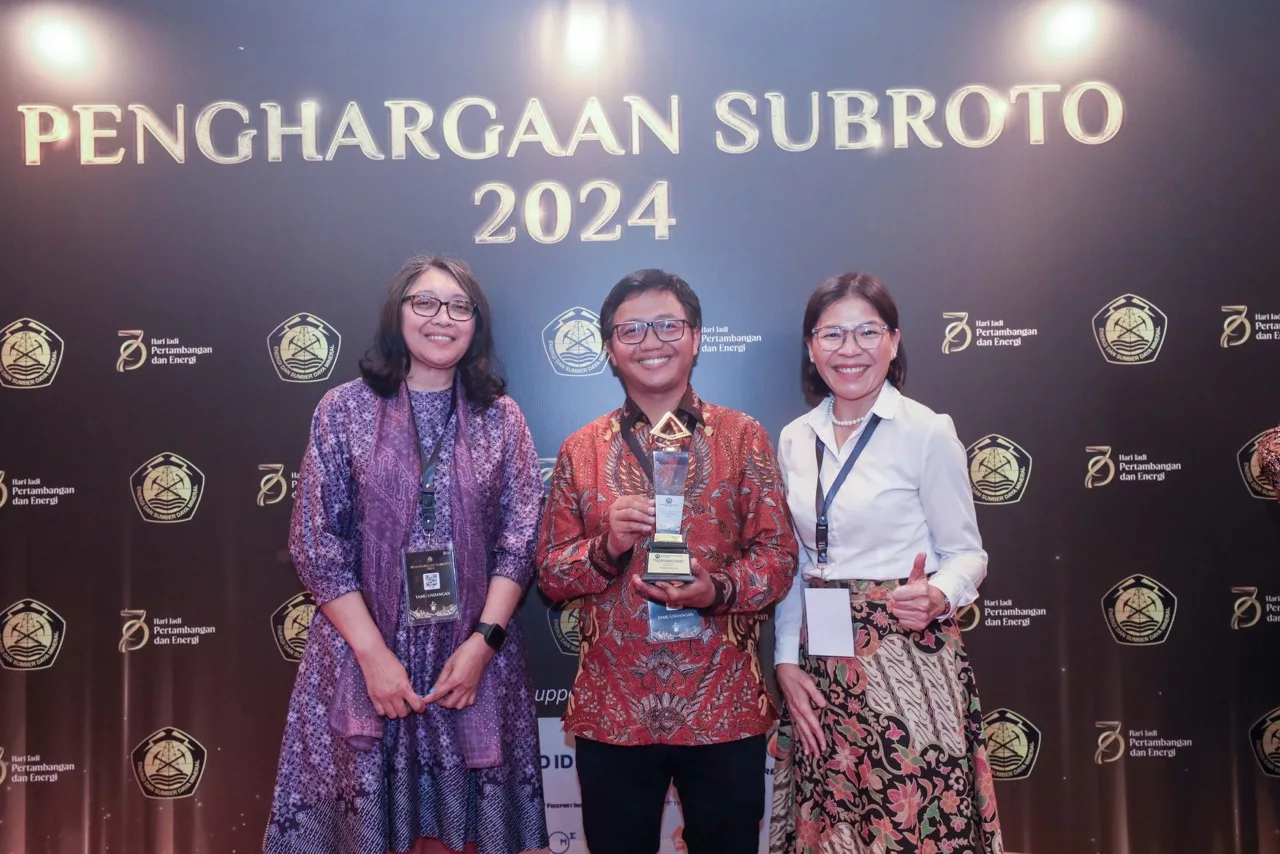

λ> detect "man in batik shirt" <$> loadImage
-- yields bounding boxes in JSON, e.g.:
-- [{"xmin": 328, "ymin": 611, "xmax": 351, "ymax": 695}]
[{"xmin": 537, "ymin": 269, "xmax": 798, "ymax": 854}]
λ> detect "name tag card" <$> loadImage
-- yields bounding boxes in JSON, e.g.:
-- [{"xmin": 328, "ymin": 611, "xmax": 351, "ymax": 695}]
[
  {"xmin": 647, "ymin": 600, "xmax": 707, "ymax": 643},
  {"xmin": 804, "ymin": 587, "xmax": 856, "ymax": 657},
  {"xmin": 404, "ymin": 547, "xmax": 460, "ymax": 626}
]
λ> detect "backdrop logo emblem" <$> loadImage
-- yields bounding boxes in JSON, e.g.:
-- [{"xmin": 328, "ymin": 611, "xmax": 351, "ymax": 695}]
[
  {"xmin": 269, "ymin": 313, "xmax": 341, "ymax": 383},
  {"xmin": 956, "ymin": 603, "xmax": 981, "ymax": 631},
  {"xmin": 0, "ymin": 471, "xmax": 7, "ymax": 508},
  {"xmin": 1250, "ymin": 707, "xmax": 1280, "ymax": 777},
  {"xmin": 131, "ymin": 453, "xmax": 205, "ymax": 523},
  {"xmin": 548, "ymin": 600, "xmax": 581, "ymax": 656},
  {"xmin": 941, "ymin": 312, "xmax": 972, "ymax": 354},
  {"xmin": 1238, "ymin": 431, "xmax": 1277, "ymax": 500},
  {"xmin": 0, "ymin": 598, "xmax": 66, "ymax": 671},
  {"xmin": 966, "ymin": 435, "xmax": 1032, "ymax": 505},
  {"xmin": 0, "ymin": 318, "xmax": 63, "ymax": 389},
  {"xmin": 131, "ymin": 727, "xmax": 207, "ymax": 799},
  {"xmin": 1093, "ymin": 294, "xmax": 1167, "ymax": 364},
  {"xmin": 0, "ymin": 748, "xmax": 6, "ymax": 785},
  {"xmin": 543, "ymin": 308, "xmax": 607, "ymax": 377},
  {"xmin": 117, "ymin": 330, "xmax": 148, "ymax": 371},
  {"xmin": 1220, "ymin": 305, "xmax": 1251, "ymax": 348},
  {"xmin": 119, "ymin": 609, "xmax": 150, "ymax": 652},
  {"xmin": 982, "ymin": 708, "xmax": 1041, "ymax": 780},
  {"xmin": 1084, "ymin": 446, "xmax": 1115, "ymax": 488},
  {"xmin": 1095, "ymin": 721, "xmax": 1126, "ymax": 764},
  {"xmin": 1102, "ymin": 574, "xmax": 1177, "ymax": 645},
  {"xmin": 1231, "ymin": 587, "xmax": 1261, "ymax": 630},
  {"xmin": 538, "ymin": 457, "xmax": 557, "ymax": 488},
  {"xmin": 271, "ymin": 592, "xmax": 316, "ymax": 663},
  {"xmin": 258, "ymin": 464, "xmax": 289, "ymax": 506}
]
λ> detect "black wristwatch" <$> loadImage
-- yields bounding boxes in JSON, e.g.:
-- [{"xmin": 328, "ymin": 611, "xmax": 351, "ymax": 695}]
[{"xmin": 474, "ymin": 622, "xmax": 507, "ymax": 652}]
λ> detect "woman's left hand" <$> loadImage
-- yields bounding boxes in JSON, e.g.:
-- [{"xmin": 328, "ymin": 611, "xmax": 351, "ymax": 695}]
[
  {"xmin": 890, "ymin": 552, "xmax": 948, "ymax": 631},
  {"xmin": 424, "ymin": 634, "xmax": 496, "ymax": 710}
]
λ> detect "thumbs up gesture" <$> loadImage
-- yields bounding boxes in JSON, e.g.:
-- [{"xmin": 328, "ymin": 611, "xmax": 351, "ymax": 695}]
[{"xmin": 890, "ymin": 552, "xmax": 946, "ymax": 632}]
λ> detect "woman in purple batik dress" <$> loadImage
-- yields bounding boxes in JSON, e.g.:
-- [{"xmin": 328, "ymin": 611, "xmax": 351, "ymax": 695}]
[{"xmin": 263, "ymin": 256, "xmax": 548, "ymax": 854}]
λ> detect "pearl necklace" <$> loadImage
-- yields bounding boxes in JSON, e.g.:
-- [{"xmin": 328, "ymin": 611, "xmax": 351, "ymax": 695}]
[{"xmin": 828, "ymin": 397, "xmax": 870, "ymax": 428}]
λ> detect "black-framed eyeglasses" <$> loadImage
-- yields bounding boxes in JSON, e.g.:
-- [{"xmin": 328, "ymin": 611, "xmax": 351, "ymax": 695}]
[
  {"xmin": 811, "ymin": 322, "xmax": 892, "ymax": 351},
  {"xmin": 611, "ymin": 318, "xmax": 692, "ymax": 345},
  {"xmin": 402, "ymin": 294, "xmax": 477, "ymax": 321}
]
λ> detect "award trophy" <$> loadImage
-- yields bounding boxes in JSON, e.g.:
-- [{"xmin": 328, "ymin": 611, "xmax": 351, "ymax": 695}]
[{"xmin": 643, "ymin": 411, "xmax": 695, "ymax": 583}]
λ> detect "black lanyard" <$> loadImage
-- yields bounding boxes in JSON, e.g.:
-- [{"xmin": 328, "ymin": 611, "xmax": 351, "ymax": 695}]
[
  {"xmin": 619, "ymin": 409, "xmax": 692, "ymax": 486},
  {"xmin": 407, "ymin": 391, "xmax": 457, "ymax": 532},
  {"xmin": 813, "ymin": 414, "xmax": 882, "ymax": 565}
]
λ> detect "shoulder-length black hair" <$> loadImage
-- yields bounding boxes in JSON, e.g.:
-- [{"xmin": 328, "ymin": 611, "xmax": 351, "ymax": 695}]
[
  {"xmin": 360, "ymin": 255, "xmax": 506, "ymax": 406},
  {"xmin": 801, "ymin": 271, "xmax": 907, "ymax": 401}
]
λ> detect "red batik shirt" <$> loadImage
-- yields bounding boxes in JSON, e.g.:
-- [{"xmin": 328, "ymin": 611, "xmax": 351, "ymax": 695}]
[{"xmin": 537, "ymin": 388, "xmax": 798, "ymax": 746}]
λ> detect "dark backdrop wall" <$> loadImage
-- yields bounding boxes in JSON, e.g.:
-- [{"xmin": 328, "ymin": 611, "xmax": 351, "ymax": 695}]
[{"xmin": 2, "ymin": 1, "xmax": 1278, "ymax": 852}]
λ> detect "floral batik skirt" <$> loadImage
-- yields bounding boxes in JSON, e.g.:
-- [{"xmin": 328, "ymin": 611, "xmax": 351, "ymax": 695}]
[{"xmin": 768, "ymin": 579, "xmax": 1004, "ymax": 854}]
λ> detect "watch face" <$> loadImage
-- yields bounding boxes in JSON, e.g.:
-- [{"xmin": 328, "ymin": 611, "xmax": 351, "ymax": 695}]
[{"xmin": 482, "ymin": 623, "xmax": 506, "ymax": 649}]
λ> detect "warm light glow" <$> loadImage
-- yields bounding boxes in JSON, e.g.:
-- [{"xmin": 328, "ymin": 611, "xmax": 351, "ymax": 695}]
[
  {"xmin": 564, "ymin": 4, "xmax": 606, "ymax": 68},
  {"xmin": 1043, "ymin": 2, "xmax": 1098, "ymax": 54},
  {"xmin": 32, "ymin": 18, "xmax": 87, "ymax": 69}
]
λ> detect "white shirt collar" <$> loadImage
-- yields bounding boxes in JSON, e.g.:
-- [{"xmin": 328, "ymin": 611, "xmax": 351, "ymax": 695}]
[{"xmin": 805, "ymin": 379, "xmax": 901, "ymax": 433}]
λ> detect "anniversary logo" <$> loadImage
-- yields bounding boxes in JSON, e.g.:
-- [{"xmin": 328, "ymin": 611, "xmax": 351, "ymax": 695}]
[
  {"xmin": 1092, "ymin": 294, "xmax": 1167, "ymax": 365},
  {"xmin": 1221, "ymin": 304, "xmax": 1280, "ymax": 347},
  {"xmin": 941, "ymin": 312, "xmax": 1039, "ymax": 353},
  {"xmin": 271, "ymin": 592, "xmax": 316, "ymax": 663},
  {"xmin": 116, "ymin": 329, "xmax": 213, "ymax": 371},
  {"xmin": 1101, "ymin": 574, "xmax": 1177, "ymax": 646},
  {"xmin": 0, "ymin": 747, "xmax": 76, "ymax": 785},
  {"xmin": 1084, "ymin": 445, "xmax": 1182, "ymax": 487},
  {"xmin": 1230, "ymin": 586, "xmax": 1280, "ymax": 629},
  {"xmin": 118, "ymin": 609, "xmax": 217, "ymax": 650},
  {"xmin": 0, "ymin": 469, "xmax": 75, "ymax": 507},
  {"xmin": 1238, "ymin": 431, "xmax": 1278, "ymax": 500},
  {"xmin": 0, "ymin": 318, "xmax": 63, "ymax": 389},
  {"xmin": 699, "ymin": 324, "xmax": 762, "ymax": 356},
  {"xmin": 543, "ymin": 308, "xmax": 608, "ymax": 377},
  {"xmin": 20, "ymin": 83, "xmax": 1122, "ymax": 244},
  {"xmin": 257, "ymin": 463, "xmax": 298, "ymax": 506},
  {"xmin": 131, "ymin": 727, "xmax": 208, "ymax": 799},
  {"xmin": 268, "ymin": 313, "xmax": 341, "ymax": 383},
  {"xmin": 955, "ymin": 603, "xmax": 980, "ymax": 631},
  {"xmin": 982, "ymin": 708, "xmax": 1042, "ymax": 781},
  {"xmin": 975, "ymin": 598, "xmax": 1047, "ymax": 628},
  {"xmin": 130, "ymin": 452, "xmax": 205, "ymax": 523},
  {"xmin": 1094, "ymin": 721, "xmax": 1126, "ymax": 764},
  {"xmin": 966, "ymin": 434, "xmax": 1033, "ymax": 506},
  {"xmin": 1094, "ymin": 721, "xmax": 1192, "ymax": 761},
  {"xmin": 0, "ymin": 598, "xmax": 66, "ymax": 671}
]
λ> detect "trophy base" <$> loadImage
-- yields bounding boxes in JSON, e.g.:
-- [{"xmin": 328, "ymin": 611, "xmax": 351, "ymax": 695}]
[{"xmin": 643, "ymin": 549, "xmax": 693, "ymax": 584}]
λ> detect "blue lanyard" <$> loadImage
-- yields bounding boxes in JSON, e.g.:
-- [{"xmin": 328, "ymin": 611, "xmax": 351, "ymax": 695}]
[{"xmin": 813, "ymin": 414, "xmax": 882, "ymax": 564}]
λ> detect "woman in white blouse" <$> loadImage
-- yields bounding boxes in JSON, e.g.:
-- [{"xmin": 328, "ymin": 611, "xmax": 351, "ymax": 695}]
[{"xmin": 767, "ymin": 272, "xmax": 1004, "ymax": 854}]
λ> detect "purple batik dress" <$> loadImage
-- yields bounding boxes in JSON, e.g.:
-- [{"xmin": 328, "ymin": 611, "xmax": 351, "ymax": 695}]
[{"xmin": 263, "ymin": 379, "xmax": 548, "ymax": 854}]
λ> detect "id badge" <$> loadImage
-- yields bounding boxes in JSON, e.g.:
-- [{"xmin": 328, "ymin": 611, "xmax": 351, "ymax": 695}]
[
  {"xmin": 646, "ymin": 600, "xmax": 706, "ymax": 643},
  {"xmin": 404, "ymin": 546, "xmax": 460, "ymax": 626},
  {"xmin": 803, "ymin": 587, "xmax": 857, "ymax": 657}
]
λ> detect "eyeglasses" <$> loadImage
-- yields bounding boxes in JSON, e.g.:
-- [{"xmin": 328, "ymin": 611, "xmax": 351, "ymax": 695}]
[
  {"xmin": 811, "ymin": 322, "xmax": 892, "ymax": 351},
  {"xmin": 611, "ymin": 319, "xmax": 692, "ymax": 345},
  {"xmin": 402, "ymin": 294, "xmax": 477, "ymax": 321}
]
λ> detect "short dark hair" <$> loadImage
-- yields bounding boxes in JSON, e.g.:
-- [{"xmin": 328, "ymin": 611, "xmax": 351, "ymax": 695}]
[
  {"xmin": 360, "ymin": 255, "xmax": 506, "ymax": 406},
  {"xmin": 801, "ymin": 271, "xmax": 907, "ymax": 400},
  {"xmin": 599, "ymin": 269, "xmax": 702, "ymax": 341}
]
